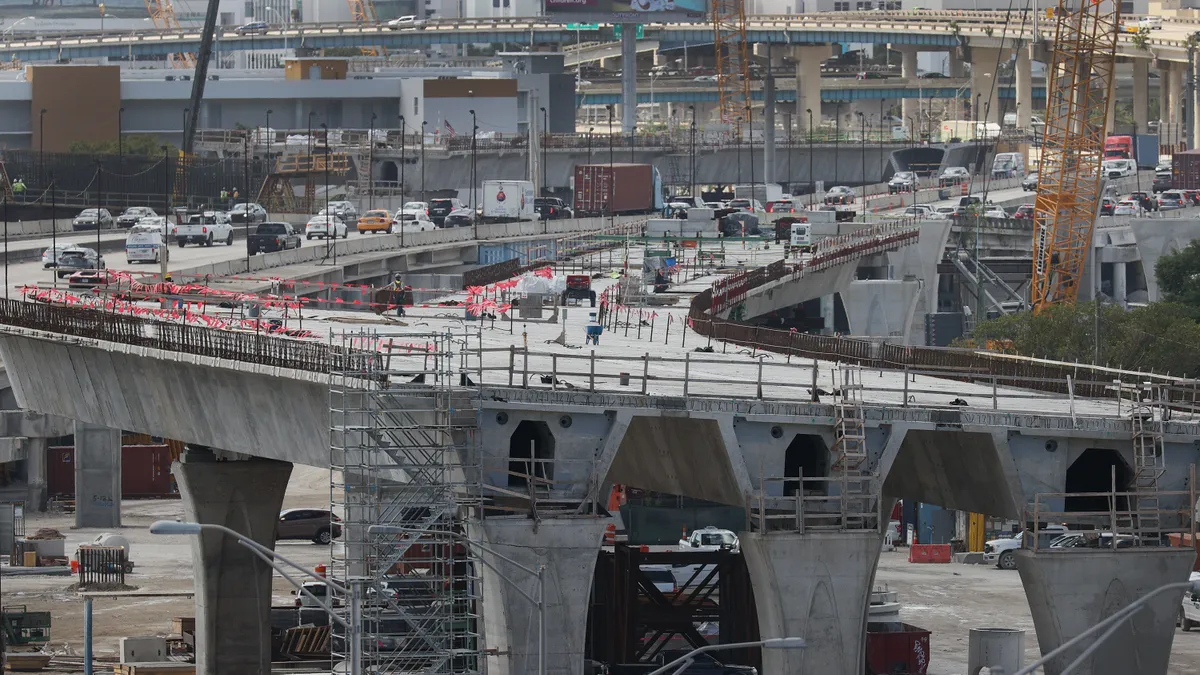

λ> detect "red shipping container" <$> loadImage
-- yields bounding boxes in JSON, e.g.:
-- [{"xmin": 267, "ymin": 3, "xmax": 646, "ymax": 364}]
[
  {"xmin": 866, "ymin": 622, "xmax": 931, "ymax": 675},
  {"xmin": 46, "ymin": 445, "xmax": 178, "ymax": 500},
  {"xmin": 573, "ymin": 164, "xmax": 655, "ymax": 216}
]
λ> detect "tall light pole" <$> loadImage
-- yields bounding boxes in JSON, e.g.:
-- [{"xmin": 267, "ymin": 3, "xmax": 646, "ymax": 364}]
[
  {"xmin": 629, "ymin": 122, "xmax": 636, "ymax": 163},
  {"xmin": 38, "ymin": 107, "xmax": 46, "ymax": 190},
  {"xmin": 469, "ymin": 109, "xmax": 478, "ymax": 238},
  {"xmin": 746, "ymin": 104, "xmax": 755, "ymax": 206},
  {"xmin": 117, "ymin": 106, "xmax": 125, "ymax": 166},
  {"xmin": 689, "ymin": 105, "xmax": 696, "ymax": 201},
  {"xmin": 606, "ymin": 104, "xmax": 614, "ymax": 220},
  {"xmin": 834, "ymin": 102, "xmax": 841, "ymax": 185},
  {"xmin": 586, "ymin": 126, "xmax": 594, "ymax": 165},
  {"xmin": 420, "ymin": 121, "xmax": 427, "ymax": 201},
  {"xmin": 399, "ymin": 114, "xmax": 406, "ymax": 212},
  {"xmin": 368, "ymin": 112, "xmax": 376, "ymax": 212},
  {"xmin": 856, "ymin": 111, "xmax": 866, "ymax": 195},
  {"xmin": 181, "ymin": 107, "xmax": 189, "ymax": 204},
  {"xmin": 806, "ymin": 108, "xmax": 814, "ymax": 208},
  {"xmin": 539, "ymin": 106, "xmax": 548, "ymax": 195},
  {"xmin": 307, "ymin": 111, "xmax": 316, "ymax": 159}
]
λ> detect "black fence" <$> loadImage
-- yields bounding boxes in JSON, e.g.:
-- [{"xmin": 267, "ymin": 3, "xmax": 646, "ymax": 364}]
[
  {"xmin": 2, "ymin": 150, "xmax": 270, "ymax": 211},
  {"xmin": 0, "ymin": 299, "xmax": 379, "ymax": 374},
  {"xmin": 77, "ymin": 546, "xmax": 128, "ymax": 586}
]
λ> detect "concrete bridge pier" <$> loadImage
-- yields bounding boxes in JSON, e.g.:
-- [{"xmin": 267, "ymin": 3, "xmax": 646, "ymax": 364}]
[
  {"xmin": 741, "ymin": 531, "xmax": 884, "ymax": 675},
  {"xmin": 792, "ymin": 45, "xmax": 833, "ymax": 132},
  {"xmin": 475, "ymin": 517, "xmax": 610, "ymax": 675},
  {"xmin": 1016, "ymin": 548, "xmax": 1195, "ymax": 675},
  {"xmin": 172, "ymin": 449, "xmax": 293, "ymax": 675},
  {"xmin": 73, "ymin": 421, "xmax": 121, "ymax": 528}
]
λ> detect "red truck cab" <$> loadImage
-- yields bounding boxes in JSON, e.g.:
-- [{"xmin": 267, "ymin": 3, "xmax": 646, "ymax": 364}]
[{"xmin": 1104, "ymin": 135, "xmax": 1133, "ymax": 160}]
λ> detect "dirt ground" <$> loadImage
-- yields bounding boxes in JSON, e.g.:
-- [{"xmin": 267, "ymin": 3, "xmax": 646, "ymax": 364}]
[{"xmin": 5, "ymin": 465, "xmax": 1200, "ymax": 674}]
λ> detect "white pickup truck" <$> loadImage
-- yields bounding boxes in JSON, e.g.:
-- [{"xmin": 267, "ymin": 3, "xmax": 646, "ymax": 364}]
[
  {"xmin": 679, "ymin": 526, "xmax": 740, "ymax": 553},
  {"xmin": 984, "ymin": 524, "xmax": 1068, "ymax": 569},
  {"xmin": 174, "ymin": 211, "xmax": 235, "ymax": 247},
  {"xmin": 1181, "ymin": 572, "xmax": 1200, "ymax": 631}
]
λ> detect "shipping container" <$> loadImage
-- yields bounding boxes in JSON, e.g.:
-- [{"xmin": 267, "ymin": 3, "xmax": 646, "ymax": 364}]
[
  {"xmin": 733, "ymin": 183, "xmax": 782, "ymax": 205},
  {"xmin": 573, "ymin": 164, "xmax": 663, "ymax": 216},
  {"xmin": 1173, "ymin": 150, "xmax": 1200, "ymax": 190},
  {"xmin": 46, "ymin": 445, "xmax": 179, "ymax": 500},
  {"xmin": 481, "ymin": 180, "xmax": 535, "ymax": 223}
]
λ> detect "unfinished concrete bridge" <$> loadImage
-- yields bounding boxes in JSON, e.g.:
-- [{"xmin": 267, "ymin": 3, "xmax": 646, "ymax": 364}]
[{"xmin": 0, "ymin": 222, "xmax": 1197, "ymax": 675}]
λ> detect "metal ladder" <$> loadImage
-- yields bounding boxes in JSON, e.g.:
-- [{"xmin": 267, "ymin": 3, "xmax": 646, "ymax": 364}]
[
  {"xmin": 1129, "ymin": 387, "xmax": 1166, "ymax": 537},
  {"xmin": 832, "ymin": 366, "xmax": 873, "ymax": 530}
]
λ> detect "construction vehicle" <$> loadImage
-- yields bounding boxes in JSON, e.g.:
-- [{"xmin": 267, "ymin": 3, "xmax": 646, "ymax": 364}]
[
  {"xmin": 1030, "ymin": 0, "xmax": 1120, "ymax": 312},
  {"xmin": 561, "ymin": 275, "xmax": 596, "ymax": 307}
]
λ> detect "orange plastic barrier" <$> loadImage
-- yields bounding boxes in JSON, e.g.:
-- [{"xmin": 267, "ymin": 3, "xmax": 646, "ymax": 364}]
[{"xmin": 908, "ymin": 544, "xmax": 952, "ymax": 563}]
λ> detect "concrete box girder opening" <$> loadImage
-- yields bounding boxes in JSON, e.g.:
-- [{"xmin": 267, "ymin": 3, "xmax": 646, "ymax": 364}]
[
  {"xmin": 784, "ymin": 433, "xmax": 829, "ymax": 497},
  {"xmin": 1065, "ymin": 447, "xmax": 1132, "ymax": 515},
  {"xmin": 508, "ymin": 419, "xmax": 555, "ymax": 489}
]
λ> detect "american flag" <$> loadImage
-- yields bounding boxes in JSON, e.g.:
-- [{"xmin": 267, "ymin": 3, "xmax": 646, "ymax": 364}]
[{"xmin": 444, "ymin": 120, "xmax": 457, "ymax": 137}]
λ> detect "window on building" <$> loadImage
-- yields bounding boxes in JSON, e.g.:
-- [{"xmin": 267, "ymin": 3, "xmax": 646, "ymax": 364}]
[
  {"xmin": 413, "ymin": 97, "xmax": 419, "ymax": 116},
  {"xmin": 244, "ymin": 1, "xmax": 253, "ymax": 17},
  {"xmin": 1119, "ymin": 1, "xmax": 1133, "ymax": 11},
  {"xmin": 220, "ymin": 12, "xmax": 235, "ymax": 25},
  {"xmin": 833, "ymin": 1, "xmax": 850, "ymax": 9},
  {"xmin": 855, "ymin": 1, "xmax": 872, "ymax": 9},
  {"xmin": 884, "ymin": 0, "xmax": 901, "ymax": 8}
]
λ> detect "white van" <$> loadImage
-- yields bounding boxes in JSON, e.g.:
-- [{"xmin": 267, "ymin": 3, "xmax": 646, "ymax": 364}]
[
  {"xmin": 992, "ymin": 152, "xmax": 1025, "ymax": 178},
  {"xmin": 125, "ymin": 222, "xmax": 169, "ymax": 264}
]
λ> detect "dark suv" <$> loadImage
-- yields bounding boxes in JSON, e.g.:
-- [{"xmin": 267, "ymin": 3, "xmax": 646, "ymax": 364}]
[
  {"xmin": 535, "ymin": 198, "xmax": 574, "ymax": 220},
  {"xmin": 428, "ymin": 198, "xmax": 465, "ymax": 226},
  {"xmin": 1131, "ymin": 191, "xmax": 1157, "ymax": 211}
]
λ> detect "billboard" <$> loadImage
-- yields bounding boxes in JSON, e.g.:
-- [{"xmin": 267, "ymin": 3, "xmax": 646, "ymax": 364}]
[{"xmin": 545, "ymin": 0, "xmax": 707, "ymax": 23}]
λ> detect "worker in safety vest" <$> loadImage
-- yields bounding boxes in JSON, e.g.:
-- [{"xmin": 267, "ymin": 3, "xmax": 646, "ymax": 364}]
[
  {"xmin": 219, "ymin": 188, "xmax": 228, "ymax": 208},
  {"xmin": 11, "ymin": 178, "xmax": 26, "ymax": 201},
  {"xmin": 388, "ymin": 274, "xmax": 409, "ymax": 317}
]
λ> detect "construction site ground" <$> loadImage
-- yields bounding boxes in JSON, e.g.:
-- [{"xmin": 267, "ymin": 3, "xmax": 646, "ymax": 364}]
[{"xmin": 5, "ymin": 465, "xmax": 1200, "ymax": 674}]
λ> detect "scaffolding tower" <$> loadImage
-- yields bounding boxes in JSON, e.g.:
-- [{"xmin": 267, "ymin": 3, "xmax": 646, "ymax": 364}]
[{"xmin": 330, "ymin": 331, "xmax": 483, "ymax": 675}]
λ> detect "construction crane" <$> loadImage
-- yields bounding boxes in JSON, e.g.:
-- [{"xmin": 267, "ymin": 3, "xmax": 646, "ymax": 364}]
[
  {"xmin": 347, "ymin": 0, "xmax": 386, "ymax": 57},
  {"xmin": 143, "ymin": 0, "xmax": 196, "ymax": 68},
  {"xmin": 711, "ymin": 0, "xmax": 753, "ymax": 129},
  {"xmin": 1030, "ymin": 0, "xmax": 1120, "ymax": 312}
]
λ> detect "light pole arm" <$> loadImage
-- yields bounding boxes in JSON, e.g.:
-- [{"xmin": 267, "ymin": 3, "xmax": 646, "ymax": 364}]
[
  {"xmin": 233, "ymin": 538, "xmax": 350, "ymax": 629},
  {"xmin": 646, "ymin": 641, "xmax": 772, "ymax": 675},
  {"xmin": 202, "ymin": 523, "xmax": 348, "ymax": 594}
]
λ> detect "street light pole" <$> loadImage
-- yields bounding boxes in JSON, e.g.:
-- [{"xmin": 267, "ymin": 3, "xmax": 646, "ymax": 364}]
[
  {"xmin": 689, "ymin": 105, "xmax": 696, "ymax": 201},
  {"xmin": 806, "ymin": 108, "xmax": 814, "ymax": 208},
  {"xmin": 399, "ymin": 114, "xmax": 406, "ymax": 213},
  {"xmin": 856, "ymin": 111, "xmax": 866, "ymax": 198},
  {"xmin": 469, "ymin": 109, "xmax": 478, "ymax": 239},
  {"xmin": 368, "ymin": 112, "xmax": 376, "ymax": 212},
  {"xmin": 181, "ymin": 107, "xmax": 189, "ymax": 206},
  {"xmin": 117, "ymin": 106, "xmax": 125, "ymax": 166},
  {"xmin": 746, "ymin": 105, "xmax": 755, "ymax": 207},
  {"xmin": 38, "ymin": 107, "xmax": 46, "ymax": 191},
  {"xmin": 834, "ymin": 102, "xmax": 841, "ymax": 185},
  {"xmin": 539, "ymin": 106, "xmax": 548, "ymax": 195},
  {"xmin": 607, "ymin": 105, "xmax": 615, "ymax": 222},
  {"xmin": 420, "ymin": 121, "xmax": 427, "ymax": 202},
  {"xmin": 587, "ymin": 127, "xmax": 594, "ymax": 165}
]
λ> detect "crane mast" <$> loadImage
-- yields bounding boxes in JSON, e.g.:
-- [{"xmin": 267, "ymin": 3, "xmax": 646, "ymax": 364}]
[
  {"xmin": 712, "ymin": 0, "xmax": 753, "ymax": 128},
  {"xmin": 1031, "ymin": 0, "xmax": 1120, "ymax": 312}
]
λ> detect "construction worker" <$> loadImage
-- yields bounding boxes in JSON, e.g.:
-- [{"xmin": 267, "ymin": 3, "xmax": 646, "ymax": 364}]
[
  {"xmin": 11, "ymin": 177, "xmax": 26, "ymax": 202},
  {"xmin": 389, "ymin": 274, "xmax": 408, "ymax": 317},
  {"xmin": 219, "ymin": 187, "xmax": 228, "ymax": 209},
  {"xmin": 231, "ymin": 187, "xmax": 240, "ymax": 209}
]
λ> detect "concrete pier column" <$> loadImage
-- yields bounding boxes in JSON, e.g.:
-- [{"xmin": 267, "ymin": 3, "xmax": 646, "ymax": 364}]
[
  {"xmin": 763, "ymin": 74, "xmax": 776, "ymax": 184},
  {"xmin": 73, "ymin": 422, "xmax": 121, "ymax": 528},
  {"xmin": 1161, "ymin": 62, "xmax": 1178, "ymax": 126},
  {"xmin": 793, "ymin": 45, "xmax": 832, "ymax": 134},
  {"xmin": 742, "ymin": 531, "xmax": 883, "ymax": 674},
  {"xmin": 620, "ymin": 26, "xmax": 637, "ymax": 133},
  {"xmin": 25, "ymin": 439, "xmax": 47, "ymax": 510},
  {"xmin": 1112, "ymin": 261, "xmax": 1127, "ymax": 308},
  {"xmin": 1107, "ymin": 87, "xmax": 1118, "ymax": 134},
  {"xmin": 1016, "ymin": 548, "xmax": 1195, "ymax": 675},
  {"xmin": 173, "ymin": 451, "xmax": 293, "ymax": 675},
  {"xmin": 898, "ymin": 47, "xmax": 919, "ymax": 129},
  {"xmin": 1016, "ymin": 46, "xmax": 1033, "ymax": 129},
  {"xmin": 1133, "ymin": 58, "xmax": 1150, "ymax": 133},
  {"xmin": 970, "ymin": 48, "xmax": 1002, "ymax": 124},
  {"xmin": 477, "ymin": 517, "xmax": 610, "ymax": 675},
  {"xmin": 948, "ymin": 55, "xmax": 966, "ymax": 79}
]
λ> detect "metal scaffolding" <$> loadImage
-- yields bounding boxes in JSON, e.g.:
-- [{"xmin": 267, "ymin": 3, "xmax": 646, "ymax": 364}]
[{"xmin": 330, "ymin": 331, "xmax": 482, "ymax": 675}]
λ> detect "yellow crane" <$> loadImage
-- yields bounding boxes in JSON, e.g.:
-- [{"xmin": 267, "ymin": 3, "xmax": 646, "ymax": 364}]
[
  {"xmin": 143, "ymin": 0, "xmax": 196, "ymax": 68},
  {"xmin": 1031, "ymin": 0, "xmax": 1120, "ymax": 311},
  {"xmin": 711, "ymin": 0, "xmax": 752, "ymax": 129},
  {"xmin": 347, "ymin": 0, "xmax": 387, "ymax": 57}
]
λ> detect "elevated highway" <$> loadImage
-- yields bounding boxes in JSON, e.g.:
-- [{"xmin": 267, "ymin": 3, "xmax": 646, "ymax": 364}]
[{"xmin": 0, "ymin": 11, "xmax": 1195, "ymax": 63}]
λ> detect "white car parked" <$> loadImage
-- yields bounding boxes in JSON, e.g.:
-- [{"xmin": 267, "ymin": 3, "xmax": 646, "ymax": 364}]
[{"xmin": 305, "ymin": 215, "xmax": 348, "ymax": 240}]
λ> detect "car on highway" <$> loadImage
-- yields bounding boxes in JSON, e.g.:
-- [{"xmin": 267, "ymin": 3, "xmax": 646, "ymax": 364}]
[
  {"xmin": 1021, "ymin": 172, "xmax": 1039, "ymax": 191},
  {"xmin": 535, "ymin": 197, "xmax": 574, "ymax": 220},
  {"xmin": 233, "ymin": 21, "xmax": 269, "ymax": 36},
  {"xmin": 1103, "ymin": 159, "xmax": 1136, "ymax": 179},
  {"xmin": 888, "ymin": 171, "xmax": 917, "ymax": 193},
  {"xmin": 42, "ymin": 244, "xmax": 81, "ymax": 269},
  {"xmin": 427, "ymin": 198, "xmax": 465, "ymax": 226},
  {"xmin": 693, "ymin": 75, "xmax": 717, "ymax": 83},
  {"xmin": 1131, "ymin": 191, "xmax": 1158, "ymax": 211},
  {"xmin": 1184, "ymin": 189, "xmax": 1200, "ymax": 206},
  {"xmin": 902, "ymin": 205, "xmax": 934, "ymax": 219},
  {"xmin": 983, "ymin": 205, "xmax": 1009, "ymax": 219},
  {"xmin": 443, "ymin": 208, "xmax": 474, "ymax": 228},
  {"xmin": 1013, "ymin": 203, "xmax": 1035, "ymax": 220},
  {"xmin": 322, "ymin": 201, "xmax": 359, "ymax": 225},
  {"xmin": 55, "ymin": 248, "xmax": 105, "ymax": 279},
  {"xmin": 932, "ymin": 206, "xmax": 956, "ymax": 219},
  {"xmin": 67, "ymin": 269, "xmax": 118, "ymax": 290},
  {"xmin": 72, "ymin": 208, "xmax": 113, "ymax": 231},
  {"xmin": 229, "ymin": 202, "xmax": 268, "ymax": 225},
  {"xmin": 401, "ymin": 201, "xmax": 429, "ymax": 215},
  {"xmin": 305, "ymin": 215, "xmax": 348, "ymax": 240},
  {"xmin": 386, "ymin": 15, "xmax": 426, "ymax": 29},
  {"xmin": 278, "ymin": 508, "xmax": 342, "ymax": 545},
  {"xmin": 356, "ymin": 209, "xmax": 393, "ymax": 234},
  {"xmin": 938, "ymin": 166, "xmax": 970, "ymax": 187},
  {"xmin": 727, "ymin": 198, "xmax": 764, "ymax": 213},
  {"xmin": 1139, "ymin": 15, "xmax": 1163, "ymax": 30},
  {"xmin": 823, "ymin": 186, "xmax": 856, "ymax": 205},
  {"xmin": 918, "ymin": 72, "xmax": 948, "ymax": 79},
  {"xmin": 175, "ymin": 211, "xmax": 234, "ymax": 247},
  {"xmin": 116, "ymin": 206, "xmax": 157, "ymax": 228},
  {"xmin": 767, "ymin": 199, "xmax": 797, "ymax": 213},
  {"xmin": 392, "ymin": 209, "xmax": 434, "ymax": 233},
  {"xmin": 247, "ymin": 222, "xmax": 302, "ymax": 254},
  {"xmin": 1158, "ymin": 190, "xmax": 1187, "ymax": 210},
  {"xmin": 1154, "ymin": 173, "xmax": 1173, "ymax": 192},
  {"xmin": 125, "ymin": 223, "xmax": 169, "ymax": 264},
  {"xmin": 1099, "ymin": 197, "xmax": 1116, "ymax": 216}
]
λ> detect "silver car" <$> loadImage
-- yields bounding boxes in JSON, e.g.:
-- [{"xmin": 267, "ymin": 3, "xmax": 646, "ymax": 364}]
[
  {"xmin": 55, "ymin": 248, "xmax": 105, "ymax": 279},
  {"xmin": 42, "ymin": 244, "xmax": 82, "ymax": 269}
]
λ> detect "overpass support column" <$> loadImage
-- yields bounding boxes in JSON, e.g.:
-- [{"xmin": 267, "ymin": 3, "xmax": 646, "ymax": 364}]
[
  {"xmin": 898, "ymin": 47, "xmax": 919, "ymax": 133},
  {"xmin": 742, "ymin": 531, "xmax": 882, "ymax": 674},
  {"xmin": 793, "ymin": 45, "xmax": 833, "ymax": 134},
  {"xmin": 970, "ymin": 48, "xmax": 1002, "ymax": 124},
  {"xmin": 73, "ymin": 422, "xmax": 121, "ymax": 528},
  {"xmin": 476, "ymin": 518, "xmax": 610, "ymax": 675},
  {"xmin": 621, "ymin": 26, "xmax": 637, "ymax": 133},
  {"xmin": 1133, "ymin": 58, "xmax": 1150, "ymax": 134},
  {"xmin": 1112, "ymin": 261, "xmax": 1127, "ymax": 308},
  {"xmin": 1016, "ymin": 46, "xmax": 1033, "ymax": 130},
  {"xmin": 173, "ymin": 450, "xmax": 293, "ymax": 675},
  {"xmin": 1016, "ymin": 548, "xmax": 1194, "ymax": 675}
]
